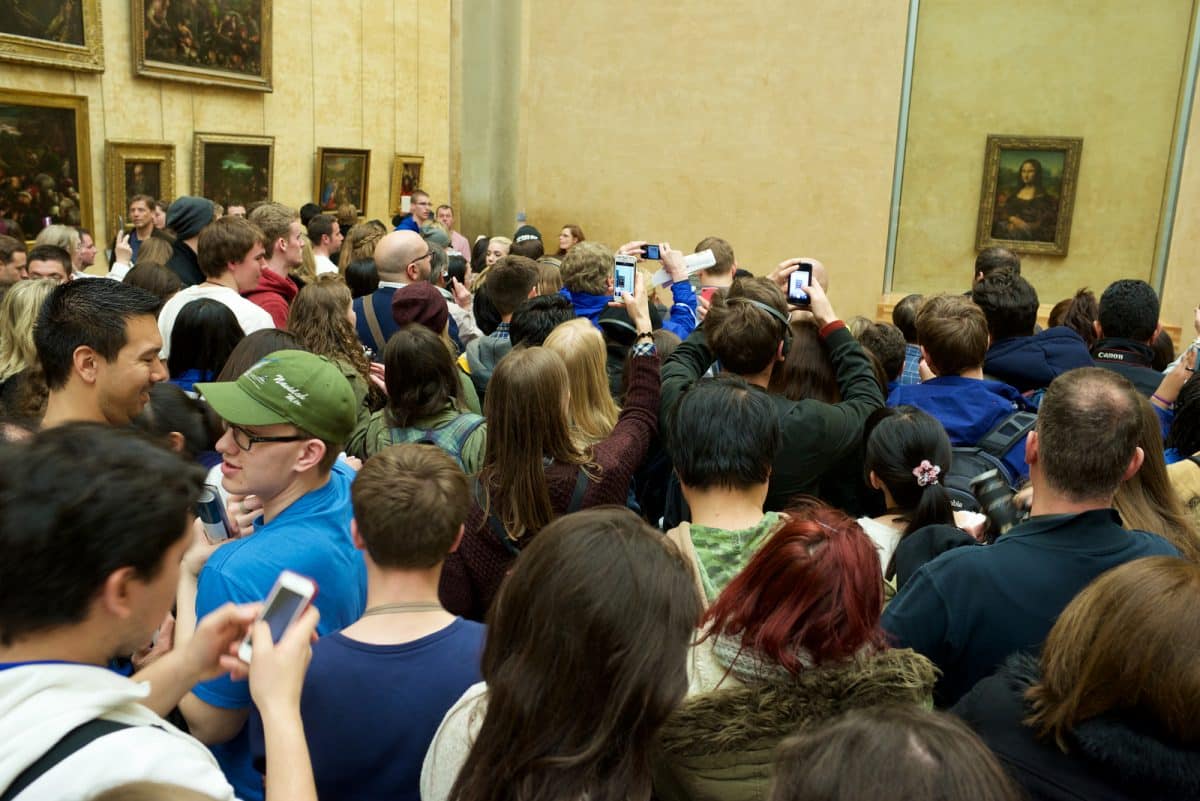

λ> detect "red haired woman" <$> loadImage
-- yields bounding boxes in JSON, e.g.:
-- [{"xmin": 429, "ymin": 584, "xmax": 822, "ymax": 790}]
[{"xmin": 652, "ymin": 501, "xmax": 936, "ymax": 801}]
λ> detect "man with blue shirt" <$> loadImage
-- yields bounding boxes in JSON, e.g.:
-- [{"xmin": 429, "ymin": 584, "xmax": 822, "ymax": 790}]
[
  {"xmin": 888, "ymin": 293, "xmax": 1031, "ymax": 483},
  {"xmin": 177, "ymin": 350, "xmax": 367, "ymax": 801},
  {"xmin": 883, "ymin": 367, "xmax": 1180, "ymax": 706},
  {"xmin": 249, "ymin": 444, "xmax": 484, "ymax": 801}
]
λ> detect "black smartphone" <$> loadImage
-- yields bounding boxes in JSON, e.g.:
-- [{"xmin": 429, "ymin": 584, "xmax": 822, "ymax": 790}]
[
  {"xmin": 642, "ymin": 244, "xmax": 661, "ymax": 260},
  {"xmin": 787, "ymin": 264, "xmax": 812, "ymax": 307}
]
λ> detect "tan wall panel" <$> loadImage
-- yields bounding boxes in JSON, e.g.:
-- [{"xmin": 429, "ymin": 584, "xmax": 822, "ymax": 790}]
[
  {"xmin": 512, "ymin": 1, "xmax": 908, "ymax": 320},
  {"xmin": 1163, "ymin": 43, "xmax": 1200, "ymax": 341},
  {"xmin": 894, "ymin": 1, "xmax": 1192, "ymax": 310}
]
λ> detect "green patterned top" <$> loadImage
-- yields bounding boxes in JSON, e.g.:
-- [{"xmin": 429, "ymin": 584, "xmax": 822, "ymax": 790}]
[{"xmin": 690, "ymin": 512, "xmax": 784, "ymax": 601}]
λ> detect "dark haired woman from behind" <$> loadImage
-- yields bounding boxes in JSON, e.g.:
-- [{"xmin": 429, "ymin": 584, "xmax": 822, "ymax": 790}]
[
  {"xmin": 770, "ymin": 705, "xmax": 1022, "ymax": 801},
  {"xmin": 653, "ymin": 501, "xmax": 936, "ymax": 801},
  {"xmin": 1167, "ymin": 375, "xmax": 1200, "ymax": 531},
  {"xmin": 168, "ymin": 298, "xmax": 245, "ymax": 394},
  {"xmin": 954, "ymin": 557, "xmax": 1200, "ymax": 801},
  {"xmin": 1047, "ymin": 288, "xmax": 1098, "ymax": 349},
  {"xmin": 347, "ymin": 324, "xmax": 487, "ymax": 470},
  {"xmin": 859, "ymin": 406, "xmax": 981, "ymax": 586},
  {"xmin": 421, "ymin": 507, "xmax": 702, "ymax": 801},
  {"xmin": 438, "ymin": 274, "xmax": 661, "ymax": 620}
]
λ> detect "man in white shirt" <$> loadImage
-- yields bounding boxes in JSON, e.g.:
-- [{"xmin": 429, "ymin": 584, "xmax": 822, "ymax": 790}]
[
  {"xmin": 307, "ymin": 214, "xmax": 343, "ymax": 276},
  {"xmin": 158, "ymin": 217, "xmax": 275, "ymax": 359}
]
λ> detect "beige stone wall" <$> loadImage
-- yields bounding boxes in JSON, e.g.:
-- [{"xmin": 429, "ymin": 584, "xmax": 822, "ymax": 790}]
[
  {"xmin": 0, "ymin": 0, "xmax": 451, "ymax": 269},
  {"xmin": 892, "ymin": 1, "xmax": 1193, "ymax": 320},
  {"xmin": 475, "ymin": 0, "xmax": 910, "ymax": 320},
  {"xmin": 1163, "ymin": 54, "xmax": 1200, "ymax": 345}
]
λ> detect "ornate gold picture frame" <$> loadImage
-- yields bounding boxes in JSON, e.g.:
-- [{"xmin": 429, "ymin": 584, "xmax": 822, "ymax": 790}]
[
  {"xmin": 976, "ymin": 134, "xmax": 1083, "ymax": 257},
  {"xmin": 0, "ymin": 0, "xmax": 104, "ymax": 72},
  {"xmin": 192, "ymin": 133, "xmax": 274, "ymax": 204},
  {"xmin": 105, "ymin": 141, "xmax": 176, "ymax": 237},
  {"xmin": 133, "ymin": 0, "xmax": 272, "ymax": 92},
  {"xmin": 316, "ymin": 148, "xmax": 371, "ymax": 215},
  {"xmin": 390, "ymin": 154, "xmax": 424, "ymax": 216},
  {"xmin": 0, "ymin": 90, "xmax": 93, "ymax": 243}
]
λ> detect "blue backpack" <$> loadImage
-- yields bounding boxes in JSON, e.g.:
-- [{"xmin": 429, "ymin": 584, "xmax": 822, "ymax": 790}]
[{"xmin": 389, "ymin": 413, "xmax": 485, "ymax": 471}]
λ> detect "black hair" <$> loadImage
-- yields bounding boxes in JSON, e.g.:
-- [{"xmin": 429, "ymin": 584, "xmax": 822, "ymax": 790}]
[
  {"xmin": 299, "ymin": 202, "xmax": 322, "ymax": 227},
  {"xmin": 0, "ymin": 423, "xmax": 205, "ymax": 645},
  {"xmin": 344, "ymin": 258, "xmax": 380, "ymax": 299},
  {"xmin": 470, "ymin": 237, "xmax": 491, "ymax": 271},
  {"xmin": 27, "ymin": 244, "xmax": 72, "ymax": 273},
  {"xmin": 167, "ymin": 299, "xmax": 245, "ymax": 381},
  {"xmin": 34, "ymin": 280, "xmax": 163, "ymax": 390},
  {"xmin": 1098, "ymin": 279, "xmax": 1159, "ymax": 342},
  {"xmin": 1151, "ymin": 329, "xmax": 1176, "ymax": 372},
  {"xmin": 857, "ymin": 322, "xmax": 907, "ymax": 383},
  {"xmin": 133, "ymin": 382, "xmax": 223, "ymax": 459},
  {"xmin": 971, "ymin": 268, "xmax": 1039, "ymax": 340},
  {"xmin": 473, "ymin": 282, "xmax": 502, "ymax": 336},
  {"xmin": 384, "ymin": 323, "xmax": 462, "ymax": 426},
  {"xmin": 1167, "ymin": 377, "xmax": 1200, "ymax": 458},
  {"xmin": 668, "ymin": 375, "xmax": 780, "ymax": 491},
  {"xmin": 510, "ymin": 294, "xmax": 575, "ymax": 347},
  {"xmin": 892, "ymin": 294, "xmax": 923, "ymax": 344},
  {"xmin": 511, "ymin": 238, "xmax": 545, "ymax": 260},
  {"xmin": 974, "ymin": 247, "xmax": 1020, "ymax": 278},
  {"xmin": 863, "ymin": 406, "xmax": 955, "ymax": 573}
]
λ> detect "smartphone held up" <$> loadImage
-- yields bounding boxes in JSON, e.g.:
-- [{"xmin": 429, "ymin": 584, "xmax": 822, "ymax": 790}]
[
  {"xmin": 238, "ymin": 570, "xmax": 317, "ymax": 663},
  {"xmin": 787, "ymin": 262, "xmax": 813, "ymax": 307},
  {"xmin": 614, "ymin": 254, "xmax": 638, "ymax": 297}
]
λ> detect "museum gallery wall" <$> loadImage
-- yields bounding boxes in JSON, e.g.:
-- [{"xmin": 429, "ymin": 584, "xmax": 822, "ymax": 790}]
[{"xmin": 0, "ymin": 0, "xmax": 450, "ymax": 261}]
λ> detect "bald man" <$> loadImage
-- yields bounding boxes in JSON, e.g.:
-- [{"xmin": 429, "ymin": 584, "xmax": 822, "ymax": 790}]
[{"xmin": 353, "ymin": 230, "xmax": 435, "ymax": 355}]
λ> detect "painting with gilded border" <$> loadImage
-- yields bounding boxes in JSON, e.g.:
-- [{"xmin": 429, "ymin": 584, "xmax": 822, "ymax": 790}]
[
  {"xmin": 976, "ymin": 134, "xmax": 1083, "ymax": 257},
  {"xmin": 0, "ymin": 91, "xmax": 93, "ymax": 243},
  {"xmin": 316, "ymin": 148, "xmax": 370, "ymax": 213},
  {"xmin": 390, "ymin": 154, "xmax": 423, "ymax": 215},
  {"xmin": 0, "ymin": 0, "xmax": 104, "ymax": 71},
  {"xmin": 193, "ymin": 133, "xmax": 273, "ymax": 205},
  {"xmin": 134, "ymin": 0, "xmax": 272, "ymax": 92},
  {"xmin": 106, "ymin": 141, "xmax": 175, "ymax": 237}
]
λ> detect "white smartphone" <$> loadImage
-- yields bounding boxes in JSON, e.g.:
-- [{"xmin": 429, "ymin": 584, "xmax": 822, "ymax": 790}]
[
  {"xmin": 237, "ymin": 570, "xmax": 317, "ymax": 663},
  {"xmin": 614, "ymin": 254, "xmax": 637, "ymax": 296}
]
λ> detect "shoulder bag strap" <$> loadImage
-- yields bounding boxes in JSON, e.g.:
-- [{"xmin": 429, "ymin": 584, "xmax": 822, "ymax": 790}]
[
  {"xmin": 362, "ymin": 294, "xmax": 388, "ymax": 354},
  {"xmin": 1, "ymin": 719, "xmax": 133, "ymax": 801}
]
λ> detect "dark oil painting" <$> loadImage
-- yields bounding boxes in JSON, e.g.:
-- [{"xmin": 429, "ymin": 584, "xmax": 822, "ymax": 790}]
[
  {"xmin": 0, "ymin": 102, "xmax": 83, "ymax": 239},
  {"xmin": 142, "ymin": 0, "xmax": 264, "ymax": 75},
  {"xmin": 1, "ymin": 0, "xmax": 85, "ymax": 46},
  {"xmin": 124, "ymin": 161, "xmax": 163, "ymax": 205},
  {"xmin": 201, "ymin": 143, "xmax": 271, "ymax": 203}
]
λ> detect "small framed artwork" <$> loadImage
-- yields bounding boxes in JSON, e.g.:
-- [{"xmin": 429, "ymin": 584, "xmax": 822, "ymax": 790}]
[
  {"xmin": 390, "ymin": 154, "xmax": 424, "ymax": 215},
  {"xmin": 133, "ymin": 0, "xmax": 272, "ymax": 92},
  {"xmin": 0, "ymin": 90, "xmax": 93, "ymax": 243},
  {"xmin": 0, "ymin": 0, "xmax": 104, "ymax": 72},
  {"xmin": 315, "ymin": 148, "xmax": 370, "ymax": 213},
  {"xmin": 976, "ymin": 134, "xmax": 1083, "ymax": 257},
  {"xmin": 192, "ymin": 133, "xmax": 273, "ymax": 205},
  {"xmin": 105, "ymin": 141, "xmax": 175, "ymax": 228}
]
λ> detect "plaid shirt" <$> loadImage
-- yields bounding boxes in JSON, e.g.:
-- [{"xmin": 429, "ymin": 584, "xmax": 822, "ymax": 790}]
[{"xmin": 900, "ymin": 343, "xmax": 922, "ymax": 385}]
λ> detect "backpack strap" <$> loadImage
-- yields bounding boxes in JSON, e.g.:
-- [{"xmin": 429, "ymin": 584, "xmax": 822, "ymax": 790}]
[
  {"xmin": 1189, "ymin": 456, "xmax": 1200, "ymax": 469},
  {"xmin": 976, "ymin": 411, "xmax": 1037, "ymax": 458},
  {"xmin": 474, "ymin": 464, "xmax": 590, "ymax": 557},
  {"xmin": 1, "ymin": 719, "xmax": 133, "ymax": 801},
  {"xmin": 565, "ymin": 466, "xmax": 590, "ymax": 514},
  {"xmin": 361, "ymin": 293, "xmax": 388, "ymax": 354}
]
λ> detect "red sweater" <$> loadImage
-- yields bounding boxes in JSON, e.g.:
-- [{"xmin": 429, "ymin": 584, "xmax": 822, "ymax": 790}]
[
  {"xmin": 438, "ymin": 352, "xmax": 661, "ymax": 620},
  {"xmin": 243, "ymin": 268, "xmax": 298, "ymax": 328}
]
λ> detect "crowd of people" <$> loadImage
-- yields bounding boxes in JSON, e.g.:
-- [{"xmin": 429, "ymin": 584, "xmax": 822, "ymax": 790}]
[{"xmin": 0, "ymin": 185, "xmax": 1198, "ymax": 801}]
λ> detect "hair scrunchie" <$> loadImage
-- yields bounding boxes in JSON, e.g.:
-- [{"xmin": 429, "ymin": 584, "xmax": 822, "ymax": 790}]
[{"xmin": 912, "ymin": 460, "xmax": 942, "ymax": 487}]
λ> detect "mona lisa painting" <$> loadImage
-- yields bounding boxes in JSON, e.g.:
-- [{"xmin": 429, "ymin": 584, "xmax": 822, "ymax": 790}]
[{"xmin": 975, "ymin": 135, "xmax": 1082, "ymax": 257}]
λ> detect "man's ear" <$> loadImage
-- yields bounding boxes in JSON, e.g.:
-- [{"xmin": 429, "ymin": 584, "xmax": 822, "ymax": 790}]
[
  {"xmin": 776, "ymin": 340, "xmax": 786, "ymax": 363},
  {"xmin": 74, "ymin": 345, "xmax": 100, "ymax": 385},
  {"xmin": 293, "ymin": 438, "xmax": 327, "ymax": 473},
  {"xmin": 350, "ymin": 519, "xmax": 366, "ymax": 551},
  {"xmin": 868, "ymin": 470, "xmax": 883, "ymax": 491},
  {"xmin": 1093, "ymin": 320, "xmax": 1103, "ymax": 340},
  {"xmin": 1025, "ymin": 430, "xmax": 1039, "ymax": 465},
  {"xmin": 1122, "ymin": 446, "xmax": 1146, "ymax": 483},
  {"xmin": 447, "ymin": 524, "xmax": 465, "ymax": 554},
  {"xmin": 605, "ymin": 276, "xmax": 615, "ymax": 294},
  {"xmin": 100, "ymin": 566, "xmax": 139, "ymax": 620},
  {"xmin": 1149, "ymin": 322, "xmax": 1163, "ymax": 346}
]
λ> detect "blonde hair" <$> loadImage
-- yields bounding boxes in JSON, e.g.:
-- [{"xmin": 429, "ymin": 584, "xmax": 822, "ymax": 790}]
[
  {"xmin": 293, "ymin": 237, "xmax": 319, "ymax": 285},
  {"xmin": 0, "ymin": 279, "xmax": 56, "ymax": 381},
  {"xmin": 35, "ymin": 225, "xmax": 81, "ymax": 266},
  {"xmin": 536, "ymin": 261, "xmax": 563, "ymax": 296},
  {"xmin": 544, "ymin": 318, "xmax": 620, "ymax": 448},
  {"xmin": 338, "ymin": 221, "xmax": 385, "ymax": 271}
]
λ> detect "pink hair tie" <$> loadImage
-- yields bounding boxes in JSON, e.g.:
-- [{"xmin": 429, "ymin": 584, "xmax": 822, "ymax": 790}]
[{"xmin": 913, "ymin": 460, "xmax": 941, "ymax": 487}]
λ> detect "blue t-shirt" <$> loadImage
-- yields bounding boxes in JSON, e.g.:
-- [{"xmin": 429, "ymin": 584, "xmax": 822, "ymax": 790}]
[
  {"xmin": 193, "ymin": 460, "xmax": 367, "ymax": 801},
  {"xmin": 247, "ymin": 619, "xmax": 485, "ymax": 801}
]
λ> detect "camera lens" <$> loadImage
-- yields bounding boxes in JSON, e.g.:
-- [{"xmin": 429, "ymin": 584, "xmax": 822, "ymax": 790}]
[{"xmin": 969, "ymin": 469, "xmax": 1021, "ymax": 541}]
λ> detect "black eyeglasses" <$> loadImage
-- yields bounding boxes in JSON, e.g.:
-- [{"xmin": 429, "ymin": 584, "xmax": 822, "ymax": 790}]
[
  {"xmin": 414, "ymin": 250, "xmax": 432, "ymax": 262},
  {"xmin": 227, "ymin": 424, "xmax": 308, "ymax": 451}
]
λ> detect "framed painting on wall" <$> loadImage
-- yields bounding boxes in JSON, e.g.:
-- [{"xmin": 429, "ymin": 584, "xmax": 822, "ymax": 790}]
[
  {"xmin": 0, "ymin": 0, "xmax": 104, "ymax": 71},
  {"xmin": 390, "ymin": 154, "xmax": 424, "ymax": 215},
  {"xmin": 975, "ymin": 134, "xmax": 1083, "ymax": 257},
  {"xmin": 316, "ymin": 148, "xmax": 370, "ymax": 214},
  {"xmin": 133, "ymin": 0, "xmax": 272, "ymax": 92},
  {"xmin": 105, "ymin": 141, "xmax": 175, "ymax": 231},
  {"xmin": 192, "ymin": 133, "xmax": 273, "ymax": 205},
  {"xmin": 0, "ymin": 90, "xmax": 93, "ymax": 243}
]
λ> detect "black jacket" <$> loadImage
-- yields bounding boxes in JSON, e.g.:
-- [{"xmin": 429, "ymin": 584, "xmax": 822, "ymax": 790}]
[
  {"xmin": 164, "ymin": 239, "xmax": 204, "ymax": 287},
  {"xmin": 954, "ymin": 654, "xmax": 1200, "ymax": 801},
  {"xmin": 1091, "ymin": 337, "xmax": 1161, "ymax": 397}
]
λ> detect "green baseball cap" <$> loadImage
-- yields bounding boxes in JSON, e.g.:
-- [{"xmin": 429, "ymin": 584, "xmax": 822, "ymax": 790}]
[{"xmin": 197, "ymin": 350, "xmax": 357, "ymax": 445}]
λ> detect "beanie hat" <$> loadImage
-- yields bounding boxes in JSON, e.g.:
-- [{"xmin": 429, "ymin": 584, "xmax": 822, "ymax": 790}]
[
  {"xmin": 196, "ymin": 350, "xmax": 357, "ymax": 445},
  {"xmin": 391, "ymin": 281, "xmax": 449, "ymax": 333},
  {"xmin": 514, "ymin": 224, "xmax": 542, "ymax": 244},
  {"xmin": 422, "ymin": 224, "xmax": 451, "ymax": 248},
  {"xmin": 166, "ymin": 196, "xmax": 215, "ymax": 240}
]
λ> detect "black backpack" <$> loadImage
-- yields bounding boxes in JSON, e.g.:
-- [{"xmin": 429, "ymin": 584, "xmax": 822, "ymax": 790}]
[{"xmin": 944, "ymin": 411, "xmax": 1036, "ymax": 513}]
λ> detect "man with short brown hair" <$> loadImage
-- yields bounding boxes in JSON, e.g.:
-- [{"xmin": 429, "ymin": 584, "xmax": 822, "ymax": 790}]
[
  {"xmin": 464, "ymin": 255, "xmax": 539, "ymax": 396},
  {"xmin": 0, "ymin": 234, "xmax": 27, "ymax": 287},
  {"xmin": 245, "ymin": 203, "xmax": 303, "ymax": 327},
  {"xmin": 887, "ymin": 293, "xmax": 1031, "ymax": 481}
]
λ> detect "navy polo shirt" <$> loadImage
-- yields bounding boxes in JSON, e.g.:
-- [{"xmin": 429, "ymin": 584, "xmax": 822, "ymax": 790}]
[{"xmin": 882, "ymin": 509, "xmax": 1179, "ymax": 706}]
